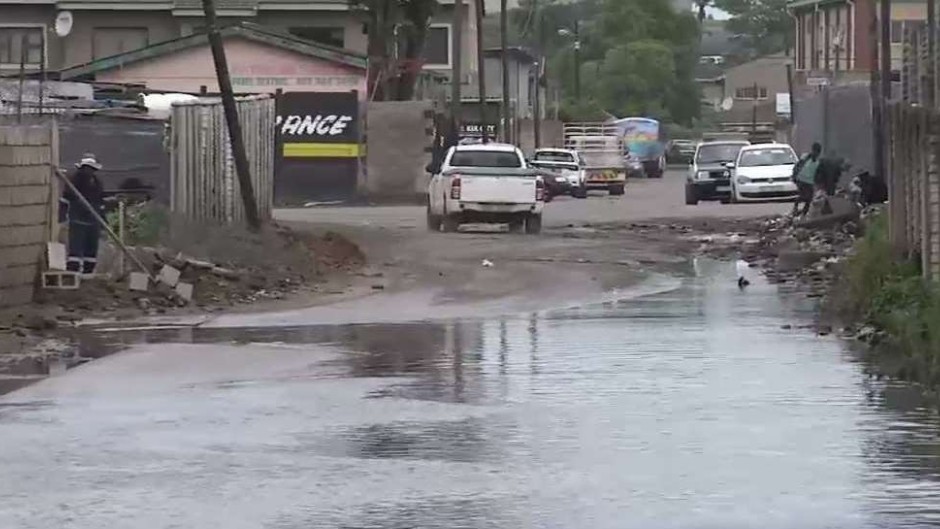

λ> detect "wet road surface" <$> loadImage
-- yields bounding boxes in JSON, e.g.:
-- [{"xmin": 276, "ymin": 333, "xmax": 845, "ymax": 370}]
[{"xmin": 4, "ymin": 260, "xmax": 940, "ymax": 528}]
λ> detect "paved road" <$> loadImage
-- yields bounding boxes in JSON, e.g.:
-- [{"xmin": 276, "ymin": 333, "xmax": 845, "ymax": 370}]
[
  {"xmin": 3, "ymin": 170, "xmax": 940, "ymax": 528},
  {"xmin": 276, "ymin": 168, "xmax": 792, "ymax": 229}
]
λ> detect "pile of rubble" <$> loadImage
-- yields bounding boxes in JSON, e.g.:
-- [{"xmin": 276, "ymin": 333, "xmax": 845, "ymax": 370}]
[{"xmin": 32, "ymin": 224, "xmax": 364, "ymax": 320}]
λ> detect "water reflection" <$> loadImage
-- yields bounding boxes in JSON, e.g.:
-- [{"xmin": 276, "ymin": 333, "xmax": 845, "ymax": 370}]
[{"xmin": 5, "ymin": 262, "xmax": 940, "ymax": 527}]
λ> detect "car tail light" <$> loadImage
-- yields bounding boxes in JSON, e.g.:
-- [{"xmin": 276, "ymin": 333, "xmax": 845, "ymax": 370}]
[
  {"xmin": 450, "ymin": 176, "xmax": 462, "ymax": 199},
  {"xmin": 535, "ymin": 178, "xmax": 545, "ymax": 201}
]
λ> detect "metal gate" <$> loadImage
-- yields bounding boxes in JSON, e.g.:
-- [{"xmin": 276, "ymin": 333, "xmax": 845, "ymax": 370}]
[{"xmin": 274, "ymin": 92, "xmax": 362, "ymax": 205}]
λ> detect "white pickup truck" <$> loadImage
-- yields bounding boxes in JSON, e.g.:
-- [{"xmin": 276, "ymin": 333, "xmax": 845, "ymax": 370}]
[{"xmin": 427, "ymin": 143, "xmax": 545, "ymax": 234}]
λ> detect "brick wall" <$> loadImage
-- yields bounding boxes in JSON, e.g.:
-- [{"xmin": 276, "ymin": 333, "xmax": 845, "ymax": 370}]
[
  {"xmin": 0, "ymin": 123, "xmax": 56, "ymax": 308},
  {"xmin": 365, "ymin": 101, "xmax": 436, "ymax": 202}
]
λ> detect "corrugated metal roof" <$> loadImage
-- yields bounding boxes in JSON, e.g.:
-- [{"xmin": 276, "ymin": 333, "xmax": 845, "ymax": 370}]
[{"xmin": 59, "ymin": 22, "xmax": 367, "ymax": 79}]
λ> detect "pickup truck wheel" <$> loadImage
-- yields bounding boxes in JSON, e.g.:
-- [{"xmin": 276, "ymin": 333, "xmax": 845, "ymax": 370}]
[
  {"xmin": 608, "ymin": 184, "xmax": 625, "ymax": 196},
  {"xmin": 426, "ymin": 204, "xmax": 442, "ymax": 231},
  {"xmin": 525, "ymin": 214, "xmax": 542, "ymax": 235},
  {"xmin": 442, "ymin": 215, "xmax": 460, "ymax": 233},
  {"xmin": 572, "ymin": 186, "xmax": 588, "ymax": 199},
  {"xmin": 685, "ymin": 184, "xmax": 698, "ymax": 205}
]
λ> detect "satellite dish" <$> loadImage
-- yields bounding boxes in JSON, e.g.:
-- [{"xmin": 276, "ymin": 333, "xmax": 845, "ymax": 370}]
[
  {"xmin": 55, "ymin": 11, "xmax": 73, "ymax": 38},
  {"xmin": 721, "ymin": 97, "xmax": 734, "ymax": 111}
]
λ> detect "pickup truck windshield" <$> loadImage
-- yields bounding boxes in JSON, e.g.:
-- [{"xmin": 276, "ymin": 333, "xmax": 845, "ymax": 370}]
[
  {"xmin": 534, "ymin": 151, "xmax": 574, "ymax": 163},
  {"xmin": 696, "ymin": 143, "xmax": 746, "ymax": 164},
  {"xmin": 450, "ymin": 150, "xmax": 523, "ymax": 168}
]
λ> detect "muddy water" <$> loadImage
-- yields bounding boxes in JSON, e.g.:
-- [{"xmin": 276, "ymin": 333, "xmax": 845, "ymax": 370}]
[{"xmin": 3, "ymin": 263, "xmax": 940, "ymax": 528}]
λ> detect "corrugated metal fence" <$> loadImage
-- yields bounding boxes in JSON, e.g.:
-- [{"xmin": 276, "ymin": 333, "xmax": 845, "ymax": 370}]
[{"xmin": 169, "ymin": 95, "xmax": 274, "ymax": 224}]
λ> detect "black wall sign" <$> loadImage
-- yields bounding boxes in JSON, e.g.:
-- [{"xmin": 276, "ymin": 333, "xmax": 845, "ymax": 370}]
[
  {"xmin": 460, "ymin": 122, "xmax": 497, "ymax": 137},
  {"xmin": 276, "ymin": 92, "xmax": 360, "ymax": 158}
]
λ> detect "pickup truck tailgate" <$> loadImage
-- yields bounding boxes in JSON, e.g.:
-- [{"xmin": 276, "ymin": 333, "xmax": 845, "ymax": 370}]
[{"xmin": 460, "ymin": 175, "xmax": 537, "ymax": 204}]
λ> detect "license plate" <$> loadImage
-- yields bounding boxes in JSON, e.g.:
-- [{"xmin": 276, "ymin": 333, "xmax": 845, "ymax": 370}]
[
  {"xmin": 759, "ymin": 185, "xmax": 783, "ymax": 192},
  {"xmin": 716, "ymin": 185, "xmax": 730, "ymax": 192}
]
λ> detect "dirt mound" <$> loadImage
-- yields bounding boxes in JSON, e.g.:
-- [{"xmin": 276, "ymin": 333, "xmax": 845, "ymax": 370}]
[{"xmin": 33, "ymin": 222, "xmax": 365, "ymax": 319}]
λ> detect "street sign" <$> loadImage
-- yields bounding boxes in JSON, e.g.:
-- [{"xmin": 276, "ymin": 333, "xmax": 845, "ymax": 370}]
[
  {"xmin": 807, "ymin": 77, "xmax": 830, "ymax": 87},
  {"xmin": 776, "ymin": 93, "xmax": 791, "ymax": 116}
]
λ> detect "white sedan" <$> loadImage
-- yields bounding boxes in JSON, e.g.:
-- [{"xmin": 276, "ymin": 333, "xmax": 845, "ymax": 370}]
[{"xmin": 730, "ymin": 143, "xmax": 800, "ymax": 202}]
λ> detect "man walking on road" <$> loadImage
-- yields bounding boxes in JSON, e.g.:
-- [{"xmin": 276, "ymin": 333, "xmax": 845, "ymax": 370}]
[
  {"xmin": 61, "ymin": 154, "xmax": 105, "ymax": 274},
  {"xmin": 792, "ymin": 142, "xmax": 821, "ymax": 217}
]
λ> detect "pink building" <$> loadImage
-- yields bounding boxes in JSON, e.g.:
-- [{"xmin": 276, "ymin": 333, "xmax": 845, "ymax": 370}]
[{"xmin": 59, "ymin": 23, "xmax": 367, "ymax": 98}]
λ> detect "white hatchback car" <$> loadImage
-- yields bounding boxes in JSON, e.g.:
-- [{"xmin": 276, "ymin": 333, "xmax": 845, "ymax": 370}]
[{"xmin": 730, "ymin": 143, "xmax": 800, "ymax": 202}]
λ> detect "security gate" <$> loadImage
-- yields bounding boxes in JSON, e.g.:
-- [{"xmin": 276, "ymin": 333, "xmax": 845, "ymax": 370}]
[{"xmin": 274, "ymin": 92, "xmax": 362, "ymax": 205}]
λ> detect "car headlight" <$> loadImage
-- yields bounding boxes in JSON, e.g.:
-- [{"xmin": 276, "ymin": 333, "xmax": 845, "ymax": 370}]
[
  {"xmin": 736, "ymin": 176, "xmax": 750, "ymax": 184},
  {"xmin": 696, "ymin": 171, "xmax": 709, "ymax": 179}
]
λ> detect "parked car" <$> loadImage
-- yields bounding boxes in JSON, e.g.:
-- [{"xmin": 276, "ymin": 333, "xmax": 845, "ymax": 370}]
[
  {"xmin": 427, "ymin": 143, "xmax": 545, "ymax": 234},
  {"xmin": 529, "ymin": 148, "xmax": 588, "ymax": 199},
  {"xmin": 667, "ymin": 139, "xmax": 696, "ymax": 164},
  {"xmin": 730, "ymin": 143, "xmax": 800, "ymax": 202},
  {"xmin": 685, "ymin": 140, "xmax": 750, "ymax": 205}
]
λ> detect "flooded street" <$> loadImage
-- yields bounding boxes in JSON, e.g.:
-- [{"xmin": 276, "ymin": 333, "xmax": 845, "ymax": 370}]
[{"xmin": 4, "ymin": 258, "xmax": 940, "ymax": 528}]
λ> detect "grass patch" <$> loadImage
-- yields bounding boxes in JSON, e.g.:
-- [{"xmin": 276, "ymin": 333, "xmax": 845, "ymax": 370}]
[
  {"xmin": 834, "ymin": 213, "xmax": 940, "ymax": 386},
  {"xmin": 106, "ymin": 202, "xmax": 169, "ymax": 246}
]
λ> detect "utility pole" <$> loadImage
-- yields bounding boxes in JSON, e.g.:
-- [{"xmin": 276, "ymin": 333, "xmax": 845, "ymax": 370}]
[
  {"xmin": 929, "ymin": 0, "xmax": 936, "ymax": 107},
  {"xmin": 880, "ymin": 0, "xmax": 892, "ymax": 182},
  {"xmin": 500, "ymin": 0, "xmax": 511, "ymax": 143},
  {"xmin": 871, "ymin": 4, "xmax": 884, "ymax": 182},
  {"xmin": 533, "ymin": 0, "xmax": 543, "ymax": 149},
  {"xmin": 202, "ymin": 0, "xmax": 261, "ymax": 231},
  {"xmin": 452, "ymin": 0, "xmax": 464, "ymax": 128},
  {"xmin": 574, "ymin": 19, "xmax": 581, "ymax": 102},
  {"xmin": 475, "ymin": 0, "xmax": 488, "ymax": 143},
  {"xmin": 751, "ymin": 82, "xmax": 758, "ymax": 138}
]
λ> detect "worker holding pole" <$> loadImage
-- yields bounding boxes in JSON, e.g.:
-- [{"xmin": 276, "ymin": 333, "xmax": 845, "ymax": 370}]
[{"xmin": 60, "ymin": 154, "xmax": 105, "ymax": 274}]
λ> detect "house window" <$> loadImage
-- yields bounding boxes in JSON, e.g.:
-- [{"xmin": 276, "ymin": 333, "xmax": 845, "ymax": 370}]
[
  {"xmin": 734, "ymin": 86, "xmax": 768, "ymax": 100},
  {"xmin": 93, "ymin": 28, "xmax": 149, "ymax": 59},
  {"xmin": 289, "ymin": 27, "xmax": 345, "ymax": 48},
  {"xmin": 423, "ymin": 24, "xmax": 452, "ymax": 68},
  {"xmin": 0, "ymin": 27, "xmax": 44, "ymax": 67}
]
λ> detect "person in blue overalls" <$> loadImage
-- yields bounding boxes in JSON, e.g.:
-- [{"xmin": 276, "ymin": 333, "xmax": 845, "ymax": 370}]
[{"xmin": 60, "ymin": 154, "xmax": 105, "ymax": 274}]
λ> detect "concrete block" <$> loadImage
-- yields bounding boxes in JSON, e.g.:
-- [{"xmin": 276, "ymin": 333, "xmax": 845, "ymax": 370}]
[
  {"xmin": 0, "ymin": 264, "xmax": 38, "ymax": 288},
  {"xmin": 47, "ymin": 242, "xmax": 66, "ymax": 270},
  {"xmin": 0, "ymin": 166, "xmax": 50, "ymax": 187},
  {"xmin": 0, "ymin": 246, "xmax": 43, "ymax": 267},
  {"xmin": 129, "ymin": 272, "xmax": 149, "ymax": 292},
  {"xmin": 0, "ymin": 146, "xmax": 51, "ymax": 166},
  {"xmin": 158, "ymin": 265, "xmax": 181, "ymax": 287},
  {"xmin": 0, "ymin": 204, "xmax": 48, "ymax": 227},
  {"xmin": 0, "ymin": 185, "xmax": 48, "ymax": 206},
  {"xmin": 0, "ymin": 125, "xmax": 52, "ymax": 146},
  {"xmin": 0, "ymin": 285, "xmax": 35, "ymax": 307},
  {"xmin": 175, "ymin": 281, "xmax": 193, "ymax": 302},
  {"xmin": 0, "ymin": 226, "xmax": 45, "ymax": 247},
  {"xmin": 41, "ymin": 271, "xmax": 79, "ymax": 289}
]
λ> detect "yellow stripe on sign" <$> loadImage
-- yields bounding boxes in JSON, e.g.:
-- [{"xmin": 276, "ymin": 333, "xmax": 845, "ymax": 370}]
[{"xmin": 283, "ymin": 142, "xmax": 362, "ymax": 158}]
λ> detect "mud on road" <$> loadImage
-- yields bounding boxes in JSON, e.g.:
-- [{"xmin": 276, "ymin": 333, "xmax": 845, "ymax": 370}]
[{"xmin": 266, "ymin": 169, "xmax": 791, "ymax": 325}]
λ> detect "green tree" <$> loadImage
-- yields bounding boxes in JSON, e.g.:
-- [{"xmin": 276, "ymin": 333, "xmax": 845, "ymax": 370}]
[
  {"xmin": 351, "ymin": 0, "xmax": 440, "ymax": 101},
  {"xmin": 713, "ymin": 0, "xmax": 791, "ymax": 55}
]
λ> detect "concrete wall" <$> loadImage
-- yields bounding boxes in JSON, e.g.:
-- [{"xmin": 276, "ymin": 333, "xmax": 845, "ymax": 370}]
[
  {"xmin": 365, "ymin": 101, "xmax": 435, "ymax": 202},
  {"xmin": 794, "ymin": 83, "xmax": 874, "ymax": 177},
  {"xmin": 517, "ymin": 119, "xmax": 564, "ymax": 154},
  {"xmin": 0, "ymin": 122, "xmax": 55, "ymax": 308}
]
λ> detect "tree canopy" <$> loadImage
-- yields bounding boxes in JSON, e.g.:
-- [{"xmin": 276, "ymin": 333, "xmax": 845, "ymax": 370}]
[
  {"xmin": 514, "ymin": 0, "xmax": 701, "ymax": 125},
  {"xmin": 714, "ymin": 0, "xmax": 791, "ymax": 56}
]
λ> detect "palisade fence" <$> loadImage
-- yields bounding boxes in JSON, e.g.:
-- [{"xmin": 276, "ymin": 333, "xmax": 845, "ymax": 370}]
[
  {"xmin": 888, "ymin": 24, "xmax": 940, "ymax": 279},
  {"xmin": 169, "ymin": 95, "xmax": 274, "ymax": 225}
]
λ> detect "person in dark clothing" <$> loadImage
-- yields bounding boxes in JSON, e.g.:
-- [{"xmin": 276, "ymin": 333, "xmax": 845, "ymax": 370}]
[
  {"xmin": 61, "ymin": 154, "xmax": 105, "ymax": 274},
  {"xmin": 792, "ymin": 142, "xmax": 822, "ymax": 217}
]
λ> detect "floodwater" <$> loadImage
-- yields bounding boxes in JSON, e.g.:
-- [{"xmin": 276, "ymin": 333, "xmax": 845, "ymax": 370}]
[{"xmin": 3, "ymin": 261, "xmax": 940, "ymax": 529}]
